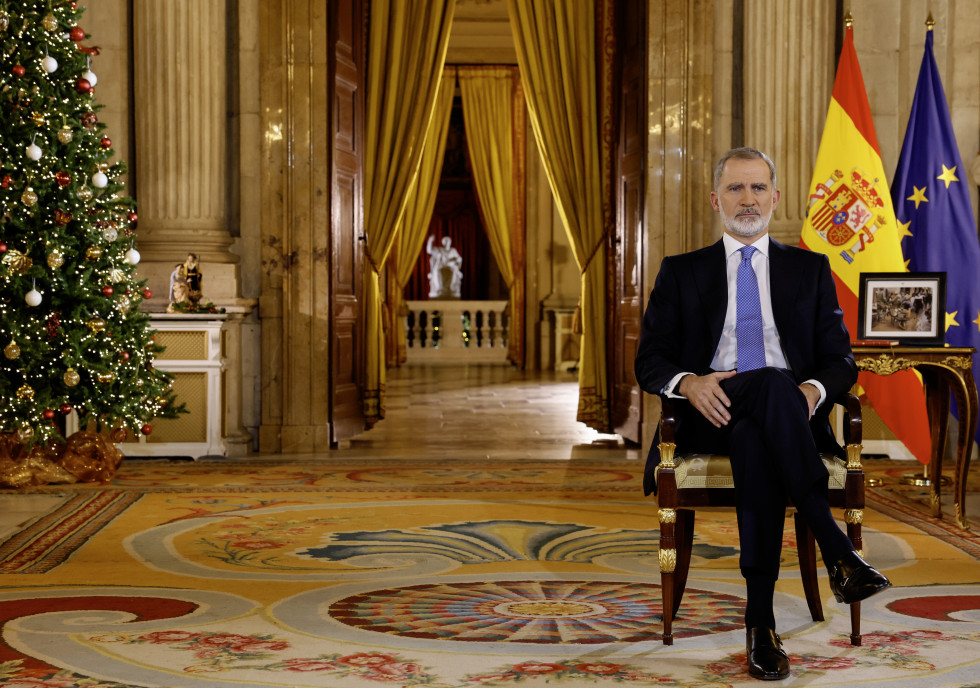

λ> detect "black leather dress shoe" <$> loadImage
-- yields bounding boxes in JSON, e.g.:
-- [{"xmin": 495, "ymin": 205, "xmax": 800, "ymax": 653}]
[
  {"xmin": 746, "ymin": 627, "xmax": 790, "ymax": 680},
  {"xmin": 828, "ymin": 550, "xmax": 892, "ymax": 604}
]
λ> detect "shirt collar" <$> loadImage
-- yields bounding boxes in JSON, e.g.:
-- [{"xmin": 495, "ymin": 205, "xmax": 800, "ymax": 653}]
[{"xmin": 723, "ymin": 232, "xmax": 770, "ymax": 259}]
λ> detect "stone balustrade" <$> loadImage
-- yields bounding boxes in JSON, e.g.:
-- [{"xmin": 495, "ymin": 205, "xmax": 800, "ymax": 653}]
[{"xmin": 404, "ymin": 300, "xmax": 509, "ymax": 364}]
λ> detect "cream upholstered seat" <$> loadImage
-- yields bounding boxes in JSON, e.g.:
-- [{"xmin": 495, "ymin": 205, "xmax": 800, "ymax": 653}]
[
  {"xmin": 670, "ymin": 453, "xmax": 848, "ymax": 492},
  {"xmin": 654, "ymin": 392, "xmax": 866, "ymax": 646}
]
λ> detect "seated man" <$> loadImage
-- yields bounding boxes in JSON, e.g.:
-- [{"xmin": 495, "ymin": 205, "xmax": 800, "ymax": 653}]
[{"xmin": 634, "ymin": 147, "xmax": 891, "ymax": 680}]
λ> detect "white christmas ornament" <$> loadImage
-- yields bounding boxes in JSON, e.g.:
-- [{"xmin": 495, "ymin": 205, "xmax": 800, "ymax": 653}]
[
  {"xmin": 92, "ymin": 171, "xmax": 108, "ymax": 188},
  {"xmin": 83, "ymin": 69, "xmax": 97, "ymax": 86},
  {"xmin": 25, "ymin": 289, "xmax": 42, "ymax": 307},
  {"xmin": 125, "ymin": 247, "xmax": 141, "ymax": 265},
  {"xmin": 26, "ymin": 143, "xmax": 42, "ymax": 161},
  {"xmin": 41, "ymin": 56, "xmax": 58, "ymax": 73}
]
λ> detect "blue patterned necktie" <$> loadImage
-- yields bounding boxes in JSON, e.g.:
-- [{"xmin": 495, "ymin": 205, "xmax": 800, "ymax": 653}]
[{"xmin": 736, "ymin": 245, "xmax": 766, "ymax": 371}]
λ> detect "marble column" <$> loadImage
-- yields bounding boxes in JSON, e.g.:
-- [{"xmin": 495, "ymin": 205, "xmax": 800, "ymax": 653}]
[
  {"xmin": 132, "ymin": 0, "xmax": 240, "ymax": 307},
  {"xmin": 743, "ymin": 0, "xmax": 836, "ymax": 244}
]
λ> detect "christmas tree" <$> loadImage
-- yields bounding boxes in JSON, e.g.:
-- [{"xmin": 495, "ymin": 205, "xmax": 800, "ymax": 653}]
[{"xmin": 0, "ymin": 2, "xmax": 179, "ymax": 449}]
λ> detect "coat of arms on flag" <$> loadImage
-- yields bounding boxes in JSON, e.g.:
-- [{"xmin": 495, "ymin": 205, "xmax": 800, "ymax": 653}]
[{"xmin": 807, "ymin": 167, "xmax": 888, "ymax": 264}]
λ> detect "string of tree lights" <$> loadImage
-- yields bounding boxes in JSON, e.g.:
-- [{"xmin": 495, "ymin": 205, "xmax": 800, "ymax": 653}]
[{"xmin": 0, "ymin": 1, "xmax": 181, "ymax": 448}]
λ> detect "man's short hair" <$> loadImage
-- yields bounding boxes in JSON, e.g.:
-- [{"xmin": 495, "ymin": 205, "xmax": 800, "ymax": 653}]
[{"xmin": 713, "ymin": 147, "xmax": 777, "ymax": 190}]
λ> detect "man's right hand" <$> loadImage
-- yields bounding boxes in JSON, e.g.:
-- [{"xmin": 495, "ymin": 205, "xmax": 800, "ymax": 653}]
[{"xmin": 678, "ymin": 371, "xmax": 737, "ymax": 428}]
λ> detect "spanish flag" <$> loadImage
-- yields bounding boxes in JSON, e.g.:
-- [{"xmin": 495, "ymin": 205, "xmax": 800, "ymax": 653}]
[{"xmin": 800, "ymin": 21, "xmax": 931, "ymax": 463}]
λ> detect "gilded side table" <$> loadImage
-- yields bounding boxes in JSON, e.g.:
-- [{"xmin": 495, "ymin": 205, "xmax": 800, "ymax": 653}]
[{"xmin": 852, "ymin": 346, "xmax": 977, "ymax": 528}]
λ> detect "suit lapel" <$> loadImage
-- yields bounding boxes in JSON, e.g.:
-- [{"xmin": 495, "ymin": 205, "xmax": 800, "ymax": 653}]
[
  {"xmin": 697, "ymin": 240, "xmax": 728, "ymax": 350},
  {"xmin": 769, "ymin": 239, "xmax": 802, "ymax": 366}
]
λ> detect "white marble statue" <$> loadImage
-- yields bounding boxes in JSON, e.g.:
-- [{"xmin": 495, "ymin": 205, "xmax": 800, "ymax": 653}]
[{"xmin": 426, "ymin": 235, "xmax": 463, "ymax": 299}]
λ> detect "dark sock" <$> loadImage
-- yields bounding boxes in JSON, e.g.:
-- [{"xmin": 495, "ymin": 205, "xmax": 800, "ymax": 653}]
[
  {"xmin": 795, "ymin": 491, "xmax": 854, "ymax": 566},
  {"xmin": 744, "ymin": 574, "xmax": 776, "ymax": 629}
]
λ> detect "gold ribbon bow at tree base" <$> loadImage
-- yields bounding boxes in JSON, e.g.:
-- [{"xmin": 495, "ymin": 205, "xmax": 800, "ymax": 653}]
[{"xmin": 0, "ymin": 431, "xmax": 125, "ymax": 488}]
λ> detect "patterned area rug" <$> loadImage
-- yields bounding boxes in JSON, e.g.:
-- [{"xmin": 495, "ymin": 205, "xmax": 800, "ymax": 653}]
[{"xmin": 1, "ymin": 457, "xmax": 979, "ymax": 687}]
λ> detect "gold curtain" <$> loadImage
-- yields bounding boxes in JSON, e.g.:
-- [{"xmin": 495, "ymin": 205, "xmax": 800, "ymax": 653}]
[
  {"xmin": 362, "ymin": 0, "xmax": 456, "ymax": 424},
  {"xmin": 458, "ymin": 66, "xmax": 519, "ymax": 364},
  {"xmin": 506, "ymin": 0, "xmax": 610, "ymax": 431},
  {"xmin": 391, "ymin": 67, "xmax": 458, "ymax": 365}
]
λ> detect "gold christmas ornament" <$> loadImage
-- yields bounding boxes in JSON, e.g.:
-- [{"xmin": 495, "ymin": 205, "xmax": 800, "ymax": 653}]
[
  {"xmin": 21, "ymin": 188, "xmax": 38, "ymax": 207},
  {"xmin": 96, "ymin": 371, "xmax": 114, "ymax": 384},
  {"xmin": 86, "ymin": 317, "xmax": 106, "ymax": 333},
  {"xmin": 16, "ymin": 384, "xmax": 34, "ymax": 400},
  {"xmin": 0, "ymin": 12, "xmax": 9, "ymax": 32},
  {"xmin": 30, "ymin": 111, "xmax": 46, "ymax": 127},
  {"xmin": 116, "ymin": 296, "xmax": 131, "ymax": 314},
  {"xmin": 17, "ymin": 426, "xmax": 34, "ymax": 443},
  {"xmin": 77, "ymin": 186, "xmax": 93, "ymax": 201},
  {"xmin": 109, "ymin": 268, "xmax": 125, "ymax": 283},
  {"xmin": 4, "ymin": 341, "xmax": 20, "ymax": 359},
  {"xmin": 47, "ymin": 248, "xmax": 64, "ymax": 269},
  {"xmin": 57, "ymin": 126, "xmax": 73, "ymax": 143},
  {"xmin": 85, "ymin": 246, "xmax": 102, "ymax": 261},
  {"xmin": 63, "ymin": 368, "xmax": 80, "ymax": 386},
  {"xmin": 41, "ymin": 14, "xmax": 58, "ymax": 31},
  {"xmin": 2, "ymin": 249, "xmax": 32, "ymax": 274}
]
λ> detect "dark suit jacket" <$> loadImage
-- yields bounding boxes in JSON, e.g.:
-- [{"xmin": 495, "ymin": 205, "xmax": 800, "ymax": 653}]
[{"xmin": 634, "ymin": 237, "xmax": 857, "ymax": 495}]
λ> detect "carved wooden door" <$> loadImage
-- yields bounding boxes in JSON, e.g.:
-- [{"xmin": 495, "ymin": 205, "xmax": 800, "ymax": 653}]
[
  {"xmin": 610, "ymin": 0, "xmax": 645, "ymax": 443},
  {"xmin": 328, "ymin": 0, "xmax": 365, "ymax": 444}
]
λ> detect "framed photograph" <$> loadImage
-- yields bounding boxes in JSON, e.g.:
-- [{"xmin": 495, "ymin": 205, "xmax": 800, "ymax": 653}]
[{"xmin": 857, "ymin": 272, "xmax": 946, "ymax": 346}]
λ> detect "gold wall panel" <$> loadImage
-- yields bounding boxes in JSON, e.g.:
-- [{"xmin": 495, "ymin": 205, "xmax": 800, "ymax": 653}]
[
  {"xmin": 154, "ymin": 331, "xmax": 209, "ymax": 360},
  {"xmin": 148, "ymin": 372, "xmax": 208, "ymax": 443}
]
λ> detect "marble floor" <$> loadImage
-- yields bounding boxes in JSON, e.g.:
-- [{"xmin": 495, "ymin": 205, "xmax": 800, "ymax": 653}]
[{"xmin": 337, "ymin": 364, "xmax": 642, "ymax": 462}]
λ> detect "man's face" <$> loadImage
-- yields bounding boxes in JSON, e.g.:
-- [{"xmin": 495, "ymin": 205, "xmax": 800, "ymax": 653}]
[{"xmin": 709, "ymin": 158, "xmax": 780, "ymax": 243}]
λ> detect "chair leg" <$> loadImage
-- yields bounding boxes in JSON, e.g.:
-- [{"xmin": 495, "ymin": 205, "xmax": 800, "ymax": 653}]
[
  {"xmin": 673, "ymin": 509, "xmax": 695, "ymax": 618},
  {"xmin": 659, "ymin": 507, "xmax": 694, "ymax": 646},
  {"xmin": 846, "ymin": 511, "xmax": 863, "ymax": 646},
  {"xmin": 794, "ymin": 512, "xmax": 824, "ymax": 622},
  {"xmin": 659, "ymin": 511, "xmax": 676, "ymax": 645}
]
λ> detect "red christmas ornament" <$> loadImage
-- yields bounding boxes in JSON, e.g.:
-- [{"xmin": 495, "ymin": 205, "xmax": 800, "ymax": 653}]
[
  {"xmin": 12, "ymin": 64, "xmax": 25, "ymax": 77},
  {"xmin": 142, "ymin": 288, "xmax": 153, "ymax": 299},
  {"xmin": 120, "ymin": 350, "xmax": 130, "ymax": 362},
  {"xmin": 100, "ymin": 136, "xmax": 111, "ymax": 149},
  {"xmin": 46, "ymin": 312, "xmax": 61, "ymax": 339},
  {"xmin": 55, "ymin": 171, "xmax": 71, "ymax": 187},
  {"xmin": 75, "ymin": 78, "xmax": 92, "ymax": 94},
  {"xmin": 59, "ymin": 404, "xmax": 72, "ymax": 415},
  {"xmin": 102, "ymin": 285, "xmax": 114, "ymax": 297},
  {"xmin": 0, "ymin": 242, "xmax": 6, "ymax": 253},
  {"xmin": 42, "ymin": 409, "xmax": 56, "ymax": 420},
  {"xmin": 141, "ymin": 424, "xmax": 152, "ymax": 436},
  {"xmin": 1, "ymin": 176, "xmax": 10, "ymax": 188},
  {"xmin": 127, "ymin": 211, "xmax": 138, "ymax": 224},
  {"xmin": 53, "ymin": 209, "xmax": 73, "ymax": 227},
  {"xmin": 69, "ymin": 26, "xmax": 85, "ymax": 41},
  {"xmin": 81, "ymin": 112, "xmax": 98, "ymax": 128}
]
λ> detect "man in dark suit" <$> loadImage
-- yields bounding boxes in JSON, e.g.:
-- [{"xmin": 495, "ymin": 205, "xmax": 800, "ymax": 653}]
[{"xmin": 634, "ymin": 147, "xmax": 891, "ymax": 680}]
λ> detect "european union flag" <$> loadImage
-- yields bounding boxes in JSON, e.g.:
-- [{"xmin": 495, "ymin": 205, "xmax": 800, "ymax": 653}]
[{"xmin": 893, "ymin": 27, "xmax": 980, "ymax": 447}]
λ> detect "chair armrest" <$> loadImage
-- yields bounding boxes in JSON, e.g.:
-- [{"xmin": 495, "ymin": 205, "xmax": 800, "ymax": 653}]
[
  {"xmin": 833, "ymin": 391, "xmax": 863, "ymax": 446},
  {"xmin": 658, "ymin": 395, "xmax": 678, "ymax": 444}
]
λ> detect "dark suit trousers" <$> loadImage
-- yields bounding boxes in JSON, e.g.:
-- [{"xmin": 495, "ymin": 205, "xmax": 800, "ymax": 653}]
[{"xmin": 675, "ymin": 368, "xmax": 853, "ymax": 580}]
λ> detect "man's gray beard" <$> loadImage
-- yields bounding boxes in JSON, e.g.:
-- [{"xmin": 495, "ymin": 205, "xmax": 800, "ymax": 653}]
[{"xmin": 721, "ymin": 208, "xmax": 771, "ymax": 237}]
